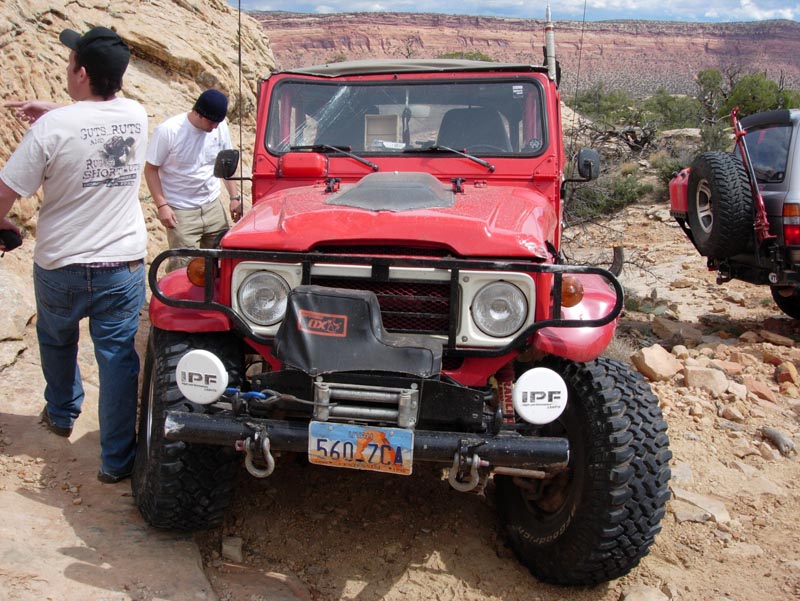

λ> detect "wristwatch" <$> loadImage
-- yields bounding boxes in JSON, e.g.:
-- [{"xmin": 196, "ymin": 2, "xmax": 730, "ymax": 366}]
[{"xmin": 230, "ymin": 195, "xmax": 241, "ymax": 202}]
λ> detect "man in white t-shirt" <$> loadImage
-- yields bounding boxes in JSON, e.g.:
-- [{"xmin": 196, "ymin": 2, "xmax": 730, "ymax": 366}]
[
  {"xmin": 0, "ymin": 26, "xmax": 148, "ymax": 484},
  {"xmin": 145, "ymin": 89, "xmax": 241, "ymax": 271}
]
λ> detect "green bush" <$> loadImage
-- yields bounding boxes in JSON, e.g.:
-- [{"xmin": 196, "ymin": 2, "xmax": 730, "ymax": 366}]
[
  {"xmin": 569, "ymin": 84, "xmax": 636, "ymax": 125},
  {"xmin": 642, "ymin": 88, "xmax": 703, "ymax": 130},
  {"xmin": 438, "ymin": 50, "xmax": 494, "ymax": 62},
  {"xmin": 612, "ymin": 173, "xmax": 653, "ymax": 205},
  {"xmin": 700, "ymin": 123, "xmax": 731, "ymax": 152},
  {"xmin": 720, "ymin": 73, "xmax": 785, "ymax": 118},
  {"xmin": 650, "ymin": 148, "xmax": 695, "ymax": 187},
  {"xmin": 572, "ymin": 71, "xmax": 799, "ymax": 132},
  {"xmin": 325, "ymin": 52, "xmax": 349, "ymax": 64},
  {"xmin": 566, "ymin": 173, "xmax": 653, "ymax": 223}
]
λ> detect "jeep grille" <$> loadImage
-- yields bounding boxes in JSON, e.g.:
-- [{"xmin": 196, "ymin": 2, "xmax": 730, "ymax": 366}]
[{"xmin": 309, "ymin": 276, "xmax": 451, "ymax": 335}]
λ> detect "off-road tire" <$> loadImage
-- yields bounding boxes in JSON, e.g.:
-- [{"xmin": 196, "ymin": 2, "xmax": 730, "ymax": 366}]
[
  {"xmin": 771, "ymin": 285, "xmax": 800, "ymax": 319},
  {"xmin": 132, "ymin": 327, "xmax": 243, "ymax": 530},
  {"xmin": 686, "ymin": 151, "xmax": 753, "ymax": 258},
  {"xmin": 495, "ymin": 356, "xmax": 672, "ymax": 585}
]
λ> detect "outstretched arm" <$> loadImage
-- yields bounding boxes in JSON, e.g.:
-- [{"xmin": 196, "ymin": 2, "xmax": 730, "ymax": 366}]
[{"xmin": 6, "ymin": 100, "xmax": 62, "ymax": 125}]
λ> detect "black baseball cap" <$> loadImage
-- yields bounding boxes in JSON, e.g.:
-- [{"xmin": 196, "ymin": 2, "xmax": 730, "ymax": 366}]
[
  {"xmin": 193, "ymin": 89, "xmax": 229, "ymax": 123},
  {"xmin": 59, "ymin": 26, "xmax": 130, "ymax": 81}
]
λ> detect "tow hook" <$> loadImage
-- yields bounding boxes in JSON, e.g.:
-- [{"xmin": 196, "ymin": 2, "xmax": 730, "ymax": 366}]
[
  {"xmin": 235, "ymin": 432, "xmax": 275, "ymax": 478},
  {"xmin": 448, "ymin": 441, "xmax": 489, "ymax": 492}
]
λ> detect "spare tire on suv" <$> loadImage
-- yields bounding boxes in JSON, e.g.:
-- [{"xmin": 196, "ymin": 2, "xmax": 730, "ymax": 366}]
[{"xmin": 687, "ymin": 151, "xmax": 753, "ymax": 258}]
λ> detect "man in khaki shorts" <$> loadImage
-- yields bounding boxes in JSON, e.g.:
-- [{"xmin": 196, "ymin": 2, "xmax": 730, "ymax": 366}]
[{"xmin": 145, "ymin": 89, "xmax": 241, "ymax": 271}]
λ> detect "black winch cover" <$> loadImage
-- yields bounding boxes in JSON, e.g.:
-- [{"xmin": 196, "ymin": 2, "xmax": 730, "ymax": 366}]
[{"xmin": 274, "ymin": 285, "xmax": 443, "ymax": 377}]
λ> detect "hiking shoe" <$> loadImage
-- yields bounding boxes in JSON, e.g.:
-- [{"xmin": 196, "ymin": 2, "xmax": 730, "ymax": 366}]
[
  {"xmin": 97, "ymin": 469, "xmax": 132, "ymax": 484},
  {"xmin": 39, "ymin": 407, "xmax": 72, "ymax": 437}
]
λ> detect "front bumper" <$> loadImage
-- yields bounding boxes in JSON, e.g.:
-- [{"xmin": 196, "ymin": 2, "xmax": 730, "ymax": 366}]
[{"xmin": 163, "ymin": 410, "xmax": 570, "ymax": 470}]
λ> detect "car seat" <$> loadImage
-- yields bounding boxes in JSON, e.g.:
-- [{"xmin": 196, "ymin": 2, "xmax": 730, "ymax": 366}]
[{"xmin": 437, "ymin": 107, "xmax": 512, "ymax": 151}]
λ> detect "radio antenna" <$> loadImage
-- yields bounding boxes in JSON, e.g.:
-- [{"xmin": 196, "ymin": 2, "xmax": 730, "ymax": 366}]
[
  {"xmin": 566, "ymin": 0, "xmax": 589, "ymax": 160},
  {"xmin": 236, "ymin": 0, "xmax": 243, "ymax": 198}
]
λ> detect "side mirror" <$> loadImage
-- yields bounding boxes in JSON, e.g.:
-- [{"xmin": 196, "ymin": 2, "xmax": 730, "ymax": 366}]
[
  {"xmin": 214, "ymin": 149, "xmax": 240, "ymax": 179},
  {"xmin": 576, "ymin": 148, "xmax": 600, "ymax": 181}
]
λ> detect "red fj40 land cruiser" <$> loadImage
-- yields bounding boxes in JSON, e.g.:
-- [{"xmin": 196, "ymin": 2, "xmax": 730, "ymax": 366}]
[{"xmin": 133, "ymin": 56, "xmax": 671, "ymax": 585}]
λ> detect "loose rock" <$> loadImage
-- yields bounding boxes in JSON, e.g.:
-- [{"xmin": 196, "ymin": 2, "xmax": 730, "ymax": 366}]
[
  {"xmin": 684, "ymin": 366, "xmax": 729, "ymax": 395},
  {"xmin": 760, "ymin": 426, "xmax": 796, "ymax": 456},
  {"xmin": 631, "ymin": 343, "xmax": 683, "ymax": 381}
]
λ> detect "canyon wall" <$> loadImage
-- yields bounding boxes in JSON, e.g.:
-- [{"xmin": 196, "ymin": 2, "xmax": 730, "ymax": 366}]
[{"xmin": 251, "ymin": 12, "xmax": 800, "ymax": 97}]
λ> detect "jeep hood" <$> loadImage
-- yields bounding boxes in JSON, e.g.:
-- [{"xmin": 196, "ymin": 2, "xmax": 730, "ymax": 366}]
[{"xmin": 224, "ymin": 172, "xmax": 559, "ymax": 258}]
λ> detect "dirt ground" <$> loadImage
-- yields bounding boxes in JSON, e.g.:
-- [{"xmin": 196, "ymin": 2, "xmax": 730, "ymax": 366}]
[{"xmin": 2, "ymin": 201, "xmax": 800, "ymax": 601}]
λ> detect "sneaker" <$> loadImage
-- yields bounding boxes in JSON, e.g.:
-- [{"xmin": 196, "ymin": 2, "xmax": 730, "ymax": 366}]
[
  {"xmin": 39, "ymin": 407, "xmax": 72, "ymax": 438},
  {"xmin": 97, "ymin": 469, "xmax": 132, "ymax": 484}
]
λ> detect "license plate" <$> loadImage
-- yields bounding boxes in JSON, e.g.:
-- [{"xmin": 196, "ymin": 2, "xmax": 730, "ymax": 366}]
[{"xmin": 308, "ymin": 421, "xmax": 414, "ymax": 475}]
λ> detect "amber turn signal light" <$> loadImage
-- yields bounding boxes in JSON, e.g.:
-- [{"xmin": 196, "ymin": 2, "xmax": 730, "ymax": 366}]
[
  {"xmin": 560, "ymin": 275, "xmax": 584, "ymax": 307},
  {"xmin": 187, "ymin": 257, "xmax": 207, "ymax": 287}
]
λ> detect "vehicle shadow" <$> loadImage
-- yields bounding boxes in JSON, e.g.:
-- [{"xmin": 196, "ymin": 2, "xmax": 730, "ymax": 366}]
[
  {"xmin": 616, "ymin": 306, "xmax": 800, "ymax": 350},
  {"xmin": 196, "ymin": 458, "xmax": 614, "ymax": 601}
]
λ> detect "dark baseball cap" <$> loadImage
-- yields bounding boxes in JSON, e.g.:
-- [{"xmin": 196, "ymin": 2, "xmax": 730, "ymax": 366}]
[
  {"xmin": 193, "ymin": 89, "xmax": 229, "ymax": 123},
  {"xmin": 59, "ymin": 26, "xmax": 130, "ymax": 81}
]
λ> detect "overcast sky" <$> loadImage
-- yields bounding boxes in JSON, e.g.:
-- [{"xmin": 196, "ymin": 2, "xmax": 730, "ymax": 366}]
[{"xmin": 231, "ymin": 1, "xmax": 798, "ymax": 22}]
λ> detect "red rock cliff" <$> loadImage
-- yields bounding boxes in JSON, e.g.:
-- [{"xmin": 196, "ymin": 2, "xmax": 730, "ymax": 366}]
[{"xmin": 250, "ymin": 12, "xmax": 800, "ymax": 97}]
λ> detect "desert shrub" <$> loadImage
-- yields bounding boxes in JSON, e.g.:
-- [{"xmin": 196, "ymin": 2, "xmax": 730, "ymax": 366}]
[
  {"xmin": 783, "ymin": 89, "xmax": 800, "ymax": 109},
  {"xmin": 438, "ymin": 50, "xmax": 494, "ymax": 62},
  {"xmin": 700, "ymin": 123, "xmax": 731, "ymax": 152},
  {"xmin": 325, "ymin": 52, "xmax": 349, "ymax": 64},
  {"xmin": 612, "ymin": 173, "xmax": 653, "ymax": 205},
  {"xmin": 566, "ymin": 173, "xmax": 653, "ymax": 223},
  {"xmin": 642, "ymin": 88, "xmax": 703, "ymax": 130},
  {"xmin": 650, "ymin": 148, "xmax": 696, "ymax": 189},
  {"xmin": 570, "ymin": 84, "xmax": 636, "ymax": 125},
  {"xmin": 720, "ymin": 73, "xmax": 786, "ymax": 118},
  {"xmin": 619, "ymin": 161, "xmax": 639, "ymax": 176},
  {"xmin": 602, "ymin": 335, "xmax": 638, "ymax": 364}
]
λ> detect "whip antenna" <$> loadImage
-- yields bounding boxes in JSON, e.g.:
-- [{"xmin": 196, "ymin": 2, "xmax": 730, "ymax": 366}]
[
  {"xmin": 566, "ymin": 0, "xmax": 589, "ymax": 161},
  {"xmin": 237, "ymin": 0, "xmax": 243, "ymax": 197}
]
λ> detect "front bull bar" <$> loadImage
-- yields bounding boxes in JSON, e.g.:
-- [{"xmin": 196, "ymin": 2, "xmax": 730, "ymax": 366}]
[{"xmin": 164, "ymin": 410, "xmax": 570, "ymax": 469}]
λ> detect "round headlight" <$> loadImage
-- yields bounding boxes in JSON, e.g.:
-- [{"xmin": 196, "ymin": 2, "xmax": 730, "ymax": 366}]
[
  {"xmin": 237, "ymin": 272, "xmax": 290, "ymax": 326},
  {"xmin": 471, "ymin": 281, "xmax": 528, "ymax": 338}
]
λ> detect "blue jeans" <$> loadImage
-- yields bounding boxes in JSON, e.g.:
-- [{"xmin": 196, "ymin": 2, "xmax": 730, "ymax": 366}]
[{"xmin": 34, "ymin": 261, "xmax": 145, "ymax": 477}]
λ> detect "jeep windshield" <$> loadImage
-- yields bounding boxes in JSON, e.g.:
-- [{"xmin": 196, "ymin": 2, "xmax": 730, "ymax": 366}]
[{"xmin": 265, "ymin": 78, "xmax": 546, "ymax": 157}]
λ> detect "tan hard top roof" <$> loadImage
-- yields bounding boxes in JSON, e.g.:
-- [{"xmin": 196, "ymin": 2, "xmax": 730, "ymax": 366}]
[{"xmin": 279, "ymin": 59, "xmax": 549, "ymax": 78}]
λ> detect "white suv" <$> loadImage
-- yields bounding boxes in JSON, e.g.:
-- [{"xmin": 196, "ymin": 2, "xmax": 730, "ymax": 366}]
[{"xmin": 670, "ymin": 108, "xmax": 800, "ymax": 318}]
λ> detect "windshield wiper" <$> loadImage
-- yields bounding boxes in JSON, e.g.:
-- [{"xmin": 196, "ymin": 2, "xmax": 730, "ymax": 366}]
[
  {"xmin": 290, "ymin": 144, "xmax": 379, "ymax": 171},
  {"xmin": 403, "ymin": 145, "xmax": 495, "ymax": 172}
]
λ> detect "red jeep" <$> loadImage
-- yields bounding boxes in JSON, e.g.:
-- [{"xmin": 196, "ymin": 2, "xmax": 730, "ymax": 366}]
[{"xmin": 133, "ymin": 58, "xmax": 671, "ymax": 585}]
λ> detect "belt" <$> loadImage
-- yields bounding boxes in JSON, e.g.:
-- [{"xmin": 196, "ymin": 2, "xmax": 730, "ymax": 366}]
[{"xmin": 83, "ymin": 260, "xmax": 142, "ymax": 269}]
